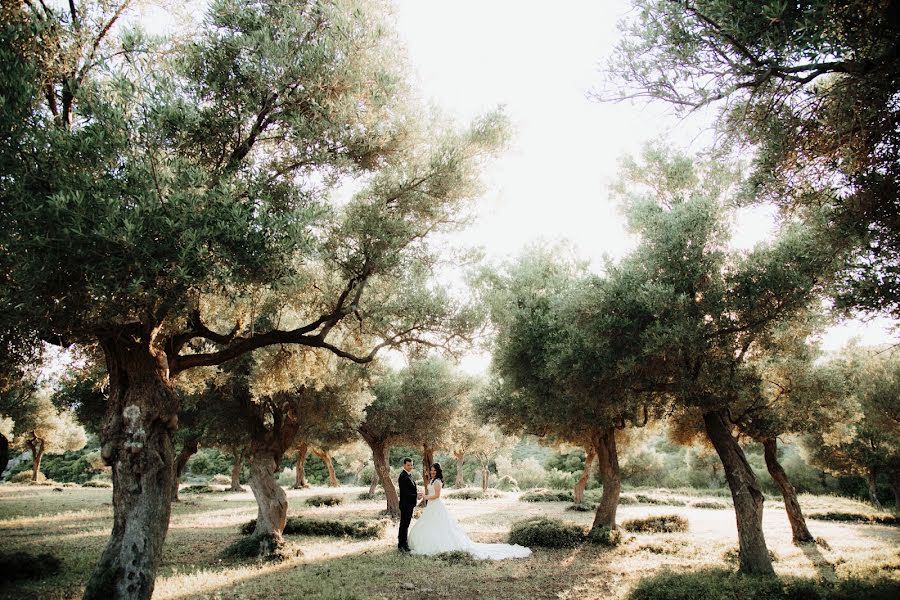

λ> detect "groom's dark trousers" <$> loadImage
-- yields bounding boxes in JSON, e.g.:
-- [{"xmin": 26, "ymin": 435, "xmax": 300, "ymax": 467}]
[{"xmin": 398, "ymin": 470, "xmax": 417, "ymax": 550}]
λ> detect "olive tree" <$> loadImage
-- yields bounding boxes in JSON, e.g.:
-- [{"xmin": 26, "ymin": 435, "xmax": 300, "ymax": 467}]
[{"xmin": 0, "ymin": 0, "xmax": 506, "ymax": 595}]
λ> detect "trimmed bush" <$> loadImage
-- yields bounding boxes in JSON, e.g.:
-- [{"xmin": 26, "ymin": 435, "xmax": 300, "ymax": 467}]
[
  {"xmin": 445, "ymin": 488, "xmax": 503, "ymax": 500},
  {"xmin": 240, "ymin": 517, "xmax": 385, "ymax": 539},
  {"xmin": 306, "ymin": 494, "xmax": 344, "ymax": 507},
  {"xmin": 508, "ymin": 517, "xmax": 585, "ymax": 548},
  {"xmin": 587, "ymin": 526, "xmax": 623, "ymax": 546},
  {"xmin": 619, "ymin": 494, "xmax": 638, "ymax": 505},
  {"xmin": 691, "ymin": 500, "xmax": 729, "ymax": 509},
  {"xmin": 807, "ymin": 511, "xmax": 899, "ymax": 526},
  {"xmin": 223, "ymin": 533, "xmax": 292, "ymax": 561},
  {"xmin": 10, "ymin": 471, "xmax": 44, "ymax": 484},
  {"xmin": 566, "ymin": 502, "xmax": 597, "ymax": 512},
  {"xmin": 356, "ymin": 491, "xmax": 385, "ymax": 501},
  {"xmin": 626, "ymin": 568, "xmax": 900, "ymax": 600},
  {"xmin": 622, "ymin": 514, "xmax": 689, "ymax": 534},
  {"xmin": 181, "ymin": 484, "xmax": 214, "ymax": 494},
  {"xmin": 83, "ymin": 478, "xmax": 113, "ymax": 488},
  {"xmin": 0, "ymin": 551, "xmax": 62, "ymax": 582},
  {"xmin": 520, "ymin": 488, "xmax": 573, "ymax": 503}
]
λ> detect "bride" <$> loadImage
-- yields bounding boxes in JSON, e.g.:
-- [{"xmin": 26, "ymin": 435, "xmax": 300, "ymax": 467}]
[{"xmin": 407, "ymin": 463, "xmax": 532, "ymax": 560}]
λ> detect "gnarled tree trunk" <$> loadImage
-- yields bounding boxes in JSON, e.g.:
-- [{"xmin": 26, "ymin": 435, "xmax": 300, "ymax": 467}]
[
  {"xmin": 573, "ymin": 445, "xmax": 596, "ymax": 504},
  {"xmin": 867, "ymin": 467, "xmax": 882, "ymax": 509},
  {"xmin": 294, "ymin": 442, "xmax": 309, "ymax": 489},
  {"xmin": 0, "ymin": 432, "xmax": 8, "ymax": 477},
  {"xmin": 361, "ymin": 432, "xmax": 398, "ymax": 517},
  {"xmin": 230, "ymin": 447, "xmax": 245, "ymax": 491},
  {"xmin": 479, "ymin": 461, "xmax": 489, "ymax": 491},
  {"xmin": 453, "ymin": 450, "xmax": 465, "ymax": 487},
  {"xmin": 248, "ymin": 445, "xmax": 288, "ymax": 546},
  {"xmin": 26, "ymin": 432, "xmax": 45, "ymax": 482},
  {"xmin": 172, "ymin": 436, "xmax": 200, "ymax": 501},
  {"xmin": 890, "ymin": 471, "xmax": 900, "ymax": 510},
  {"xmin": 704, "ymin": 410, "xmax": 774, "ymax": 575},
  {"xmin": 762, "ymin": 437, "xmax": 813, "ymax": 544},
  {"xmin": 312, "ymin": 447, "xmax": 339, "ymax": 487},
  {"xmin": 420, "ymin": 443, "xmax": 434, "ymax": 506},
  {"xmin": 83, "ymin": 336, "xmax": 179, "ymax": 600},
  {"xmin": 591, "ymin": 427, "xmax": 620, "ymax": 531}
]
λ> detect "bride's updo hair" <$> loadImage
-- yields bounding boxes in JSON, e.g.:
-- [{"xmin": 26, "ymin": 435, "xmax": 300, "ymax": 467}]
[{"xmin": 431, "ymin": 462, "xmax": 444, "ymax": 483}]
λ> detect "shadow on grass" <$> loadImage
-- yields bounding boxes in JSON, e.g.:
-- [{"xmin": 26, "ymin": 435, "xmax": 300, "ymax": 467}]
[
  {"xmin": 622, "ymin": 567, "xmax": 900, "ymax": 600},
  {"xmin": 798, "ymin": 542, "xmax": 837, "ymax": 583}
]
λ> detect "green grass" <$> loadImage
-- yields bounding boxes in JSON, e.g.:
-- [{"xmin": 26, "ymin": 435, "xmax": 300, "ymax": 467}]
[{"xmin": 622, "ymin": 514, "xmax": 689, "ymax": 534}]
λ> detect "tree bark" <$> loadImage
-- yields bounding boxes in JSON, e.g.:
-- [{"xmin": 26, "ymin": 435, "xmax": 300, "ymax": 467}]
[
  {"xmin": 762, "ymin": 437, "xmax": 813, "ymax": 544},
  {"xmin": 83, "ymin": 336, "xmax": 179, "ymax": 600},
  {"xmin": 591, "ymin": 428, "xmax": 620, "ymax": 531},
  {"xmin": 0, "ymin": 432, "xmax": 8, "ymax": 477},
  {"xmin": 368, "ymin": 469, "xmax": 379, "ymax": 495},
  {"xmin": 294, "ymin": 442, "xmax": 309, "ymax": 489},
  {"xmin": 312, "ymin": 447, "xmax": 339, "ymax": 487},
  {"xmin": 890, "ymin": 471, "xmax": 900, "ymax": 510},
  {"xmin": 867, "ymin": 467, "xmax": 882, "ymax": 509},
  {"xmin": 172, "ymin": 436, "xmax": 199, "ymax": 501},
  {"xmin": 453, "ymin": 451, "xmax": 465, "ymax": 487},
  {"xmin": 703, "ymin": 410, "xmax": 774, "ymax": 575},
  {"xmin": 362, "ymin": 435, "xmax": 399, "ymax": 517},
  {"xmin": 420, "ymin": 444, "xmax": 434, "ymax": 506},
  {"xmin": 480, "ymin": 462, "xmax": 489, "ymax": 491},
  {"xmin": 27, "ymin": 432, "xmax": 45, "ymax": 482},
  {"xmin": 574, "ymin": 445, "xmax": 596, "ymax": 504},
  {"xmin": 248, "ymin": 445, "xmax": 288, "ymax": 542},
  {"xmin": 230, "ymin": 447, "xmax": 245, "ymax": 491}
]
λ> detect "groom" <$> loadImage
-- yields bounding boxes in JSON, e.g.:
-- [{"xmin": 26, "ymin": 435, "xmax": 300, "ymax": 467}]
[{"xmin": 397, "ymin": 457, "xmax": 422, "ymax": 552}]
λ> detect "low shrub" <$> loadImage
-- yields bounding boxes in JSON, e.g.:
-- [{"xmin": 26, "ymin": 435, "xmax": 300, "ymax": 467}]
[
  {"xmin": 240, "ymin": 517, "xmax": 384, "ymax": 539},
  {"xmin": 356, "ymin": 491, "xmax": 385, "ymax": 501},
  {"xmin": 520, "ymin": 488, "xmax": 573, "ymax": 503},
  {"xmin": 619, "ymin": 494, "xmax": 638, "ymax": 505},
  {"xmin": 622, "ymin": 514, "xmax": 689, "ymax": 534},
  {"xmin": 306, "ymin": 494, "xmax": 344, "ymax": 507},
  {"xmin": 691, "ymin": 500, "xmax": 729, "ymax": 509},
  {"xmin": 722, "ymin": 546, "xmax": 778, "ymax": 564},
  {"xmin": 626, "ymin": 568, "xmax": 900, "ymax": 600},
  {"xmin": 0, "ymin": 551, "xmax": 62, "ymax": 582},
  {"xmin": 807, "ymin": 511, "xmax": 899, "ymax": 526},
  {"xmin": 181, "ymin": 484, "xmax": 214, "ymax": 494},
  {"xmin": 634, "ymin": 493, "xmax": 665, "ymax": 505},
  {"xmin": 434, "ymin": 550, "xmax": 477, "ymax": 565},
  {"xmin": 635, "ymin": 542, "xmax": 684, "ymax": 555},
  {"xmin": 586, "ymin": 526, "xmax": 623, "ymax": 546},
  {"xmin": 508, "ymin": 517, "xmax": 585, "ymax": 548},
  {"xmin": 9, "ymin": 471, "xmax": 43, "ymax": 484},
  {"xmin": 495, "ymin": 475, "xmax": 519, "ymax": 492},
  {"xmin": 209, "ymin": 474, "xmax": 231, "ymax": 486},
  {"xmin": 445, "ymin": 488, "xmax": 503, "ymax": 500},
  {"xmin": 223, "ymin": 533, "xmax": 294, "ymax": 561},
  {"xmin": 83, "ymin": 478, "xmax": 113, "ymax": 488},
  {"xmin": 566, "ymin": 502, "xmax": 597, "ymax": 512}
]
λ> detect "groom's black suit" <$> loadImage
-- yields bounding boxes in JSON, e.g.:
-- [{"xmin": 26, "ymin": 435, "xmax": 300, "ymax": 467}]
[{"xmin": 397, "ymin": 469, "xmax": 418, "ymax": 550}]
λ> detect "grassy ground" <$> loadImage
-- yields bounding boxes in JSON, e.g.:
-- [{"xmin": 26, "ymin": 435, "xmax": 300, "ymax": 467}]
[{"xmin": 1, "ymin": 484, "xmax": 897, "ymax": 599}]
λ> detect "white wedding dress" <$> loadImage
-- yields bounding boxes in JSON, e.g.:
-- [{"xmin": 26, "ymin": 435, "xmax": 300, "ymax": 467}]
[{"xmin": 407, "ymin": 480, "xmax": 532, "ymax": 560}]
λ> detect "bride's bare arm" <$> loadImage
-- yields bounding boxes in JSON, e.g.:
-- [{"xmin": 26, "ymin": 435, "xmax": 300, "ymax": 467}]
[{"xmin": 426, "ymin": 480, "xmax": 442, "ymax": 500}]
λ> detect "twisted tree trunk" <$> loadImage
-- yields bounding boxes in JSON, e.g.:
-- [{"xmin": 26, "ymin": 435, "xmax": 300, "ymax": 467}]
[
  {"xmin": 762, "ymin": 437, "xmax": 813, "ymax": 543},
  {"xmin": 867, "ymin": 467, "xmax": 882, "ymax": 509},
  {"xmin": 360, "ymin": 431, "xmax": 398, "ymax": 517},
  {"xmin": 704, "ymin": 410, "xmax": 774, "ymax": 575},
  {"xmin": 248, "ymin": 445, "xmax": 288, "ymax": 546},
  {"xmin": 453, "ymin": 451, "xmax": 465, "ymax": 487},
  {"xmin": 83, "ymin": 336, "xmax": 179, "ymax": 600},
  {"xmin": 420, "ymin": 444, "xmax": 434, "ymax": 506},
  {"xmin": 573, "ymin": 445, "xmax": 596, "ymax": 504},
  {"xmin": 591, "ymin": 428, "xmax": 620, "ymax": 531},
  {"xmin": 26, "ymin": 432, "xmax": 45, "ymax": 482},
  {"xmin": 294, "ymin": 442, "xmax": 309, "ymax": 489},
  {"xmin": 172, "ymin": 436, "xmax": 200, "ymax": 502},
  {"xmin": 479, "ymin": 461, "xmax": 489, "ymax": 491},
  {"xmin": 230, "ymin": 447, "xmax": 245, "ymax": 491},
  {"xmin": 312, "ymin": 447, "xmax": 339, "ymax": 487}
]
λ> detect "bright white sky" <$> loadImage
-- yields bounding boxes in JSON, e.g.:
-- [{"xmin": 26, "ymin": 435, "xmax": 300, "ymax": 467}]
[{"xmin": 138, "ymin": 0, "xmax": 896, "ymax": 372}]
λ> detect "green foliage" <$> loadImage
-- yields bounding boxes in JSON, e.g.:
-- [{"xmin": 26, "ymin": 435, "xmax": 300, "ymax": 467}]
[
  {"xmin": 586, "ymin": 526, "xmax": 623, "ymax": 547},
  {"xmin": 508, "ymin": 517, "xmax": 585, "ymax": 549},
  {"xmin": 186, "ymin": 448, "xmax": 234, "ymax": 477},
  {"xmin": 0, "ymin": 551, "xmax": 62, "ymax": 583},
  {"xmin": 520, "ymin": 489, "xmax": 573, "ymax": 503},
  {"xmin": 240, "ymin": 517, "xmax": 384, "ymax": 539},
  {"xmin": 306, "ymin": 495, "xmax": 344, "ymax": 507},
  {"xmin": 807, "ymin": 512, "xmax": 899, "ymax": 527},
  {"xmin": 82, "ymin": 478, "xmax": 112, "ymax": 488},
  {"xmin": 622, "ymin": 514, "xmax": 688, "ymax": 534},
  {"xmin": 356, "ymin": 491, "xmax": 384, "ymax": 501},
  {"xmin": 566, "ymin": 502, "xmax": 597, "ymax": 512},
  {"xmin": 495, "ymin": 475, "xmax": 519, "ymax": 492},
  {"xmin": 181, "ymin": 484, "xmax": 214, "ymax": 494},
  {"xmin": 444, "ymin": 488, "xmax": 503, "ymax": 500},
  {"xmin": 222, "ymin": 533, "xmax": 289, "ymax": 561},
  {"xmin": 691, "ymin": 500, "xmax": 729, "ymax": 510}
]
